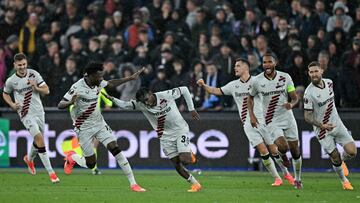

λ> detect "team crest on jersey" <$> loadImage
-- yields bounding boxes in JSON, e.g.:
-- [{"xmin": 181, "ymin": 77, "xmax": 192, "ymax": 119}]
[
  {"xmin": 276, "ymin": 81, "xmax": 285, "ymax": 88},
  {"xmin": 159, "ymin": 99, "xmax": 167, "ymax": 109},
  {"xmin": 316, "ymin": 94, "xmax": 321, "ymax": 98},
  {"xmin": 14, "ymin": 82, "xmax": 18, "ymax": 86}
]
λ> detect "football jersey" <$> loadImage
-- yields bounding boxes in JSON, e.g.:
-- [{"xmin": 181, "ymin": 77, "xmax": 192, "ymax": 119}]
[
  {"xmin": 303, "ymin": 79, "xmax": 342, "ymax": 139},
  {"xmin": 131, "ymin": 88, "xmax": 190, "ymax": 141},
  {"xmin": 63, "ymin": 78, "xmax": 108, "ymax": 130},
  {"xmin": 249, "ymin": 71, "xmax": 296, "ymax": 126},
  {"xmin": 220, "ymin": 77, "xmax": 264, "ymax": 124},
  {"xmin": 3, "ymin": 69, "xmax": 45, "ymax": 118}
]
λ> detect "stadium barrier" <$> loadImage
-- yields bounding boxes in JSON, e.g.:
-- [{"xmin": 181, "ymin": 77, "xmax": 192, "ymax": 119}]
[{"xmin": 1, "ymin": 109, "xmax": 359, "ymax": 169}]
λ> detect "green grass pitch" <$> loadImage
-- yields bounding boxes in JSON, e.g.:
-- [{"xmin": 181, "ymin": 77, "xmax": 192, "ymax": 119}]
[{"xmin": 0, "ymin": 168, "xmax": 359, "ymax": 203}]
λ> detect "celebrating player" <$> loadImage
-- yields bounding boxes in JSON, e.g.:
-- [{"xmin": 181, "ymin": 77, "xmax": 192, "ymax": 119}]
[
  {"xmin": 303, "ymin": 61, "xmax": 357, "ymax": 190},
  {"xmin": 2, "ymin": 53, "xmax": 59, "ymax": 183},
  {"xmin": 104, "ymin": 86, "xmax": 202, "ymax": 192},
  {"xmin": 197, "ymin": 58, "xmax": 294, "ymax": 186},
  {"xmin": 58, "ymin": 62, "xmax": 146, "ymax": 192},
  {"xmin": 248, "ymin": 53, "xmax": 303, "ymax": 189}
]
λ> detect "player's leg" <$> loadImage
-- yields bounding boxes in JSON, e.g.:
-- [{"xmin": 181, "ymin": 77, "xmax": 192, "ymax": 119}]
[
  {"xmin": 248, "ymin": 125, "xmax": 283, "ymax": 185},
  {"xmin": 91, "ymin": 138, "xmax": 101, "ymax": 175},
  {"xmin": 284, "ymin": 125, "xmax": 302, "ymax": 189},
  {"xmin": 336, "ymin": 125, "xmax": 357, "ymax": 177},
  {"xmin": 267, "ymin": 144, "xmax": 294, "ymax": 185},
  {"xmin": 256, "ymin": 143, "xmax": 283, "ymax": 186},
  {"xmin": 97, "ymin": 125, "xmax": 145, "ymax": 191},
  {"xmin": 273, "ymin": 129, "xmax": 291, "ymax": 167},
  {"xmin": 162, "ymin": 135, "xmax": 201, "ymax": 192},
  {"xmin": 329, "ymin": 148, "xmax": 353, "ymax": 190},
  {"xmin": 24, "ymin": 116, "xmax": 59, "ymax": 183}
]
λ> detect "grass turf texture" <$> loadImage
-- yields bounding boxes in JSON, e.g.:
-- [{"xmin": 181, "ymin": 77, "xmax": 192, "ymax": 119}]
[{"xmin": 0, "ymin": 168, "xmax": 359, "ymax": 203}]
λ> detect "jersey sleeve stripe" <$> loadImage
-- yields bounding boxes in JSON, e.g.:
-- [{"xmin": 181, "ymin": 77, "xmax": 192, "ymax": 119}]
[
  {"xmin": 131, "ymin": 101, "xmax": 136, "ymax": 110},
  {"xmin": 219, "ymin": 88, "xmax": 224, "ymax": 95},
  {"xmin": 38, "ymin": 81, "xmax": 45, "ymax": 86},
  {"xmin": 304, "ymin": 108, "xmax": 313, "ymax": 111}
]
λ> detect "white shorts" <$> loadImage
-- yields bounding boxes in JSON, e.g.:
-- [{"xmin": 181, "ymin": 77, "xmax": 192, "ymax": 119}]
[
  {"xmin": 269, "ymin": 119, "xmax": 299, "ymax": 142},
  {"xmin": 317, "ymin": 123, "xmax": 354, "ymax": 154},
  {"xmin": 75, "ymin": 124, "xmax": 115, "ymax": 157},
  {"xmin": 244, "ymin": 123, "xmax": 274, "ymax": 147},
  {"xmin": 21, "ymin": 114, "xmax": 45, "ymax": 137},
  {"xmin": 161, "ymin": 134, "xmax": 191, "ymax": 159}
]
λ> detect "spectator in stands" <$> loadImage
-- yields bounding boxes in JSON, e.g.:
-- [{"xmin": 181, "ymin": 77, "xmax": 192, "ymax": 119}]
[
  {"xmin": 112, "ymin": 11, "xmax": 126, "ymax": 34},
  {"xmin": 318, "ymin": 50, "xmax": 340, "ymax": 106},
  {"xmin": 124, "ymin": 10, "xmax": 154, "ymax": 49},
  {"xmin": 212, "ymin": 42, "xmax": 237, "ymax": 80},
  {"xmin": 287, "ymin": 51, "xmax": 308, "ymax": 88},
  {"xmin": 55, "ymin": 56, "xmax": 79, "ymax": 104},
  {"xmin": 305, "ymin": 35, "xmax": 321, "ymax": 62},
  {"xmin": 188, "ymin": 60, "xmax": 205, "ymax": 108},
  {"xmin": 349, "ymin": 7, "xmax": 360, "ymax": 38},
  {"xmin": 208, "ymin": 7, "xmax": 232, "ymax": 39},
  {"xmin": 116, "ymin": 64, "xmax": 141, "ymax": 101},
  {"xmin": 191, "ymin": 7, "xmax": 207, "ymax": 44},
  {"xmin": 18, "ymin": 13, "xmax": 40, "ymax": 64},
  {"xmin": 107, "ymin": 38, "xmax": 129, "ymax": 67},
  {"xmin": 201, "ymin": 62, "xmax": 223, "ymax": 110},
  {"xmin": 87, "ymin": 37, "xmax": 104, "ymax": 62},
  {"xmin": 4, "ymin": 35, "xmax": 19, "ymax": 76},
  {"xmin": 339, "ymin": 51, "xmax": 360, "ymax": 108},
  {"xmin": 0, "ymin": 47, "xmax": 6, "ymax": 89},
  {"xmin": 315, "ymin": 0, "xmax": 329, "ymax": 27},
  {"xmin": 149, "ymin": 68, "xmax": 172, "ymax": 92},
  {"xmin": 67, "ymin": 37, "xmax": 88, "ymax": 73},
  {"xmin": 38, "ymin": 41, "xmax": 61, "ymax": 106},
  {"xmin": 327, "ymin": 1, "xmax": 353, "ymax": 33},
  {"xmin": 185, "ymin": 0, "xmax": 198, "ymax": 30},
  {"xmin": 296, "ymin": 2, "xmax": 321, "ymax": 45},
  {"xmin": 0, "ymin": 9, "xmax": 21, "ymax": 46}
]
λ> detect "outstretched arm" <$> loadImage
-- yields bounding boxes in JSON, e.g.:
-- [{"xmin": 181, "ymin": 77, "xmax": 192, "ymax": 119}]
[
  {"xmin": 196, "ymin": 79, "xmax": 223, "ymax": 96},
  {"xmin": 58, "ymin": 95, "xmax": 77, "ymax": 109},
  {"xmin": 107, "ymin": 67, "xmax": 145, "ymax": 88},
  {"xmin": 284, "ymin": 91, "xmax": 299, "ymax": 110},
  {"xmin": 101, "ymin": 92, "xmax": 136, "ymax": 110},
  {"xmin": 178, "ymin": 86, "xmax": 200, "ymax": 120}
]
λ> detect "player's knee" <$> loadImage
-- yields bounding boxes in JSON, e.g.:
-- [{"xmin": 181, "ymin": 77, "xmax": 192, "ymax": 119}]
[
  {"xmin": 290, "ymin": 149, "xmax": 301, "ymax": 159},
  {"xmin": 330, "ymin": 150, "xmax": 341, "ymax": 165},
  {"xmin": 347, "ymin": 149, "xmax": 357, "ymax": 158},
  {"xmin": 179, "ymin": 154, "xmax": 191, "ymax": 165},
  {"xmin": 86, "ymin": 161, "xmax": 96, "ymax": 169}
]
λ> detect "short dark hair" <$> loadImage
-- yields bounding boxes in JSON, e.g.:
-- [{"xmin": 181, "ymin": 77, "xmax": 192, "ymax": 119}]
[
  {"xmin": 307, "ymin": 61, "xmax": 320, "ymax": 69},
  {"xmin": 84, "ymin": 61, "xmax": 103, "ymax": 75},
  {"xmin": 14, "ymin": 53, "xmax": 27, "ymax": 61},
  {"xmin": 136, "ymin": 87, "xmax": 151, "ymax": 102},
  {"xmin": 262, "ymin": 52, "xmax": 277, "ymax": 61},
  {"xmin": 235, "ymin": 58, "xmax": 250, "ymax": 67}
]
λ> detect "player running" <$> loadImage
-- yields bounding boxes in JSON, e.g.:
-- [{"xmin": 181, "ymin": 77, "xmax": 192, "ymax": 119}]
[
  {"xmin": 58, "ymin": 62, "xmax": 146, "ymax": 192},
  {"xmin": 2, "ymin": 53, "xmax": 59, "ymax": 183},
  {"xmin": 304, "ymin": 61, "xmax": 357, "ymax": 190},
  {"xmin": 248, "ymin": 53, "xmax": 303, "ymax": 189},
  {"xmin": 197, "ymin": 58, "xmax": 294, "ymax": 186},
  {"xmin": 104, "ymin": 86, "xmax": 202, "ymax": 192}
]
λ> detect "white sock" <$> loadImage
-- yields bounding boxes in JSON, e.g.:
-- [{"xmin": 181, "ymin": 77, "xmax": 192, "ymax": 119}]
[
  {"xmin": 115, "ymin": 152, "xmax": 137, "ymax": 186},
  {"xmin": 292, "ymin": 156, "xmax": 302, "ymax": 181},
  {"xmin": 273, "ymin": 155, "xmax": 289, "ymax": 175},
  {"xmin": 187, "ymin": 174, "xmax": 199, "ymax": 184},
  {"xmin": 71, "ymin": 153, "xmax": 88, "ymax": 168},
  {"xmin": 333, "ymin": 165, "xmax": 348, "ymax": 183},
  {"xmin": 38, "ymin": 152, "xmax": 54, "ymax": 174},
  {"xmin": 341, "ymin": 152, "xmax": 353, "ymax": 161},
  {"xmin": 262, "ymin": 155, "xmax": 281, "ymax": 179},
  {"xmin": 29, "ymin": 143, "xmax": 38, "ymax": 161}
]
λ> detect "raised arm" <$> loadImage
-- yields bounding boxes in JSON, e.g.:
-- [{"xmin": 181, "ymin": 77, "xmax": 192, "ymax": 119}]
[
  {"xmin": 107, "ymin": 67, "xmax": 145, "ymax": 88},
  {"xmin": 196, "ymin": 79, "xmax": 223, "ymax": 96}
]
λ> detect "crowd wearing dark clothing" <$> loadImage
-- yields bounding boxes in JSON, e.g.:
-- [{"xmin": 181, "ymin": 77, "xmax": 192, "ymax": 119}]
[{"xmin": 1, "ymin": 0, "xmax": 360, "ymax": 110}]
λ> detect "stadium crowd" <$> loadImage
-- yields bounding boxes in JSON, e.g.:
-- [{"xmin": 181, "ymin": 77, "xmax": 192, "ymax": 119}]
[{"xmin": 0, "ymin": 0, "xmax": 360, "ymax": 109}]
